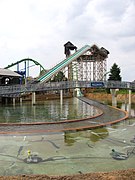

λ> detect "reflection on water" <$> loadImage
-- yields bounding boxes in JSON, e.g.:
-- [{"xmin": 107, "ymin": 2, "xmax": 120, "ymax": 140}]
[
  {"xmin": 90, "ymin": 128, "xmax": 109, "ymax": 142},
  {"xmin": 63, "ymin": 116, "xmax": 135, "ymax": 146},
  {"xmin": 0, "ymin": 118, "xmax": 134, "ymax": 176},
  {"xmin": 107, "ymin": 101, "xmax": 135, "ymax": 117},
  {"xmin": 0, "ymin": 97, "xmax": 134, "ymax": 124},
  {"xmin": 121, "ymin": 103, "xmax": 135, "ymax": 117},
  {"xmin": 0, "ymin": 98, "xmax": 135, "ymax": 176},
  {"xmin": 0, "ymin": 98, "xmax": 101, "ymax": 123},
  {"xmin": 64, "ymin": 128, "xmax": 109, "ymax": 146}
]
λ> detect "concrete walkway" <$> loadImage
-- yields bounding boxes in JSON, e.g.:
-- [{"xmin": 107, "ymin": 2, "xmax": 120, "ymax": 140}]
[{"xmin": 0, "ymin": 97, "xmax": 128, "ymax": 135}]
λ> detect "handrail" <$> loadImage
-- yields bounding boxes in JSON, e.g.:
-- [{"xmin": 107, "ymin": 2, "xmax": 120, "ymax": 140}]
[{"xmin": 0, "ymin": 81, "xmax": 135, "ymax": 97}]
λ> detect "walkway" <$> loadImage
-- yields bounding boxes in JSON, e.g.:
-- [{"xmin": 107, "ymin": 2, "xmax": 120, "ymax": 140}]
[
  {"xmin": 0, "ymin": 97, "xmax": 128, "ymax": 135},
  {"xmin": 0, "ymin": 81, "xmax": 135, "ymax": 97}
]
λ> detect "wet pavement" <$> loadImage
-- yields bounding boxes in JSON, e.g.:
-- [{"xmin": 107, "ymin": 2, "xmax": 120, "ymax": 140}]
[
  {"xmin": 0, "ymin": 97, "xmax": 134, "ymax": 176},
  {"xmin": 0, "ymin": 118, "xmax": 135, "ymax": 176}
]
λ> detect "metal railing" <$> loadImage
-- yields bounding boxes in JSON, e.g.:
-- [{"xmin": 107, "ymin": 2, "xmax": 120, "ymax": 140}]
[{"xmin": 0, "ymin": 81, "xmax": 135, "ymax": 97}]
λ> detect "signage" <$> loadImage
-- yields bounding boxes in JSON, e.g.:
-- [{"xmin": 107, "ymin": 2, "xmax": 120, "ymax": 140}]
[{"xmin": 91, "ymin": 82, "xmax": 104, "ymax": 87}]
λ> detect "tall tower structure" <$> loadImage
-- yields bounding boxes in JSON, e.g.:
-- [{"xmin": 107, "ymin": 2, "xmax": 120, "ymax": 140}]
[
  {"xmin": 77, "ymin": 45, "xmax": 109, "ymax": 81},
  {"xmin": 64, "ymin": 41, "xmax": 77, "ymax": 81},
  {"xmin": 63, "ymin": 43, "xmax": 109, "ymax": 82}
]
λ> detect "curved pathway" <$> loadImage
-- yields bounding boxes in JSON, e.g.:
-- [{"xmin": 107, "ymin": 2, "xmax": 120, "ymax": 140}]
[{"xmin": 0, "ymin": 97, "xmax": 128, "ymax": 135}]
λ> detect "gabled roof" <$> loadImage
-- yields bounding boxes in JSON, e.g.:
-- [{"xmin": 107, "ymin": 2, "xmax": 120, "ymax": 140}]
[{"xmin": 0, "ymin": 68, "xmax": 22, "ymax": 77}]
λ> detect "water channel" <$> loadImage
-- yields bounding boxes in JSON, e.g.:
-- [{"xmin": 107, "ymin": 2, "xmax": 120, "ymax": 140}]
[
  {"xmin": 0, "ymin": 98, "xmax": 101, "ymax": 123},
  {"xmin": 0, "ymin": 98, "xmax": 134, "ymax": 176}
]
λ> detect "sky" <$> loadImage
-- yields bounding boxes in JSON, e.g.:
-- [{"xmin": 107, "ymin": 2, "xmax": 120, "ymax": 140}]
[{"xmin": 0, "ymin": 0, "xmax": 135, "ymax": 81}]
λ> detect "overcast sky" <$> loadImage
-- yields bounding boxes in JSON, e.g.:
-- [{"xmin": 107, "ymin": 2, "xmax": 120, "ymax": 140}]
[{"xmin": 0, "ymin": 0, "xmax": 134, "ymax": 81}]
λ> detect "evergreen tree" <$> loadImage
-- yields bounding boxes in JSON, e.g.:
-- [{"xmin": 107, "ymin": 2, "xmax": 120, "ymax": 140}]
[{"xmin": 108, "ymin": 63, "xmax": 122, "ymax": 81}]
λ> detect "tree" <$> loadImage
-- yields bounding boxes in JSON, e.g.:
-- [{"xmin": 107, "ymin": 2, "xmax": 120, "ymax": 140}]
[
  {"xmin": 51, "ymin": 71, "xmax": 67, "ymax": 82},
  {"xmin": 108, "ymin": 63, "xmax": 122, "ymax": 81}
]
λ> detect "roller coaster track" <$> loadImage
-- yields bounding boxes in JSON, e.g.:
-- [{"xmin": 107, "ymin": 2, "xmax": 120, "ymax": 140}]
[
  {"xmin": 4, "ymin": 58, "xmax": 46, "ymax": 72},
  {"xmin": 38, "ymin": 45, "xmax": 91, "ymax": 83}
]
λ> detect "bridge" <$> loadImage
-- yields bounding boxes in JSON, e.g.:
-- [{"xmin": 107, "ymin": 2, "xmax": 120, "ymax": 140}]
[{"xmin": 0, "ymin": 80, "xmax": 135, "ymax": 97}]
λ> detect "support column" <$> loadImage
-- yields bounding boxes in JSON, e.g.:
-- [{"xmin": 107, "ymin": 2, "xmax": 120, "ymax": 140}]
[
  {"xmin": 13, "ymin": 98, "xmax": 15, "ymax": 105},
  {"xmin": 128, "ymin": 89, "xmax": 132, "ymax": 105},
  {"xmin": 60, "ymin": 90, "xmax": 63, "ymax": 105},
  {"xmin": 32, "ymin": 92, "xmax": 36, "ymax": 105},
  {"xmin": 73, "ymin": 89, "xmax": 76, "ymax": 97},
  {"xmin": 110, "ymin": 89, "xmax": 117, "ymax": 107},
  {"xmin": 20, "ymin": 97, "xmax": 22, "ymax": 105},
  {"xmin": 128, "ymin": 89, "xmax": 132, "ymax": 117},
  {"xmin": 24, "ymin": 61, "xmax": 27, "ymax": 86},
  {"xmin": 5, "ymin": 98, "xmax": 8, "ymax": 105},
  {"xmin": 32, "ymin": 105, "xmax": 36, "ymax": 119},
  {"xmin": 124, "ymin": 93, "xmax": 127, "ymax": 111}
]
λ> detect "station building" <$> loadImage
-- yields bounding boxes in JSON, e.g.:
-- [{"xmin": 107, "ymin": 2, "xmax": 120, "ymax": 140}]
[
  {"xmin": 0, "ymin": 68, "xmax": 21, "ymax": 85},
  {"xmin": 0, "ymin": 68, "xmax": 22, "ymax": 103}
]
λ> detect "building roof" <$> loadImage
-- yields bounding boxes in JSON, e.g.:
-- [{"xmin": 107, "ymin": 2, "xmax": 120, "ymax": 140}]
[{"xmin": 0, "ymin": 68, "xmax": 22, "ymax": 77}]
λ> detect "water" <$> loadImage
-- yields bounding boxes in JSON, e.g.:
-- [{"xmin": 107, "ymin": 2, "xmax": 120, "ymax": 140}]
[
  {"xmin": 0, "ymin": 119, "xmax": 134, "ymax": 176},
  {"xmin": 0, "ymin": 98, "xmax": 134, "ymax": 176},
  {"xmin": 0, "ymin": 98, "xmax": 101, "ymax": 123},
  {"xmin": 120, "ymin": 103, "xmax": 135, "ymax": 117}
]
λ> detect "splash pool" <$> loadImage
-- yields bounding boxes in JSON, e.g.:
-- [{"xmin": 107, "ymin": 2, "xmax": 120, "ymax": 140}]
[
  {"xmin": 0, "ymin": 118, "xmax": 135, "ymax": 176},
  {"xmin": 0, "ymin": 97, "xmax": 134, "ymax": 176}
]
